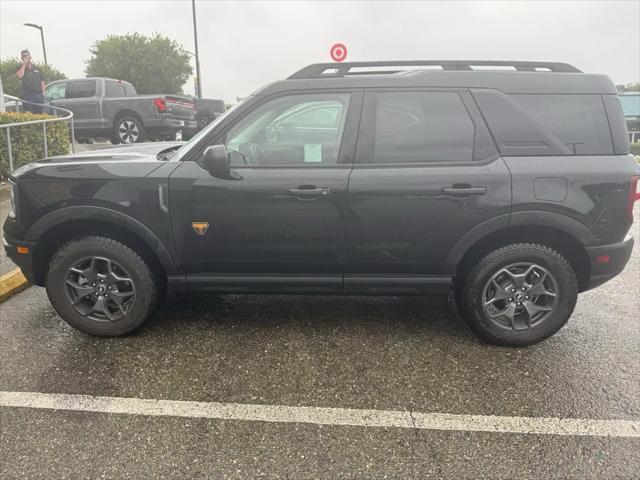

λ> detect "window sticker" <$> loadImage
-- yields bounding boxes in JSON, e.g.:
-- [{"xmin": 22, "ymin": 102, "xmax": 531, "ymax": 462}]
[{"xmin": 304, "ymin": 144, "xmax": 322, "ymax": 163}]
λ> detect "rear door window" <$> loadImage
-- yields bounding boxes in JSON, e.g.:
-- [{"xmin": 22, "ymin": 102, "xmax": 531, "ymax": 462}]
[
  {"xmin": 123, "ymin": 83, "xmax": 136, "ymax": 96},
  {"xmin": 67, "ymin": 80, "xmax": 96, "ymax": 99},
  {"xmin": 105, "ymin": 81, "xmax": 127, "ymax": 97},
  {"xmin": 367, "ymin": 92, "xmax": 477, "ymax": 163}
]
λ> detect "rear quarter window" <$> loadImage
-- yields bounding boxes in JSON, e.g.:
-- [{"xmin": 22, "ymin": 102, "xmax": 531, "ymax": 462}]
[{"xmin": 510, "ymin": 94, "xmax": 613, "ymax": 155}]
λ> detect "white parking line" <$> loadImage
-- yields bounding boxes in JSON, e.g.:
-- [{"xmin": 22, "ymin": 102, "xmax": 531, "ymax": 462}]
[{"xmin": 1, "ymin": 391, "xmax": 638, "ymax": 437}]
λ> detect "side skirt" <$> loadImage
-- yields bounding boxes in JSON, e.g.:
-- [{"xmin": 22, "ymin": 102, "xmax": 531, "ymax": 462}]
[{"xmin": 168, "ymin": 274, "xmax": 452, "ymax": 296}]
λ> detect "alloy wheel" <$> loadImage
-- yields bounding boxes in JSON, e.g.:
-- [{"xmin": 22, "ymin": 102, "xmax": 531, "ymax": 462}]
[
  {"xmin": 118, "ymin": 120, "xmax": 139, "ymax": 143},
  {"xmin": 65, "ymin": 256, "xmax": 136, "ymax": 322},
  {"xmin": 481, "ymin": 262, "xmax": 558, "ymax": 331}
]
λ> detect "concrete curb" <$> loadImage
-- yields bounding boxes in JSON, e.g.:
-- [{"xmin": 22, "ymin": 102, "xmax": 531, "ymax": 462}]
[{"xmin": 0, "ymin": 268, "xmax": 29, "ymax": 303}]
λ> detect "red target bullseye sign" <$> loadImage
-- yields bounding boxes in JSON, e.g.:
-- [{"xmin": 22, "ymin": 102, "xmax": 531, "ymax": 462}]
[{"xmin": 330, "ymin": 43, "xmax": 348, "ymax": 62}]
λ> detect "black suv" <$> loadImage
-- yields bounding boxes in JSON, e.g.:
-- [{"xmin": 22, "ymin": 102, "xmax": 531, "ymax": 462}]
[{"xmin": 4, "ymin": 61, "xmax": 639, "ymax": 346}]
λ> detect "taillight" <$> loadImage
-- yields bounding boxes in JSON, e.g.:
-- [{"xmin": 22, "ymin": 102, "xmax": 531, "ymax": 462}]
[
  {"xmin": 153, "ymin": 98, "xmax": 167, "ymax": 112},
  {"xmin": 627, "ymin": 176, "xmax": 640, "ymax": 220}
]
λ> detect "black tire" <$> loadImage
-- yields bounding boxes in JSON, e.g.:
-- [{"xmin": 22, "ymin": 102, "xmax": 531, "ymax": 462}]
[
  {"xmin": 457, "ymin": 243, "xmax": 578, "ymax": 346},
  {"xmin": 112, "ymin": 115, "xmax": 146, "ymax": 144},
  {"xmin": 46, "ymin": 236, "xmax": 157, "ymax": 336},
  {"xmin": 197, "ymin": 113, "xmax": 213, "ymax": 130}
]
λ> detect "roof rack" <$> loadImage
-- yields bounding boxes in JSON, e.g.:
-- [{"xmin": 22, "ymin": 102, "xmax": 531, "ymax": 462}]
[{"xmin": 288, "ymin": 61, "xmax": 582, "ymax": 79}]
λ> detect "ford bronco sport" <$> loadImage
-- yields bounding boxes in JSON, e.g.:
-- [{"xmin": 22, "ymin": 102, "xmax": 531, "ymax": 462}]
[{"xmin": 4, "ymin": 61, "xmax": 639, "ymax": 346}]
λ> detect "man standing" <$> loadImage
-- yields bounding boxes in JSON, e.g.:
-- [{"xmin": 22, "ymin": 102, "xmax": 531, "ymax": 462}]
[{"xmin": 15, "ymin": 49, "xmax": 45, "ymax": 114}]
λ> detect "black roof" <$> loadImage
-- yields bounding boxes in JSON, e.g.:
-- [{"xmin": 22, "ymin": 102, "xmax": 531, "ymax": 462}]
[{"xmin": 258, "ymin": 61, "xmax": 618, "ymax": 96}]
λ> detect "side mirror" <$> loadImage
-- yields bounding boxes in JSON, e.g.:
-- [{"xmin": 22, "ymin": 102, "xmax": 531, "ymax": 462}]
[{"xmin": 202, "ymin": 145, "xmax": 232, "ymax": 179}]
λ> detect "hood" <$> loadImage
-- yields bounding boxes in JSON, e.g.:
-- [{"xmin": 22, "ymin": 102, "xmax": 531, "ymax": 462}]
[
  {"xmin": 42, "ymin": 141, "xmax": 184, "ymax": 163},
  {"xmin": 9, "ymin": 141, "xmax": 185, "ymax": 180},
  {"xmin": 10, "ymin": 141, "xmax": 186, "ymax": 181}
]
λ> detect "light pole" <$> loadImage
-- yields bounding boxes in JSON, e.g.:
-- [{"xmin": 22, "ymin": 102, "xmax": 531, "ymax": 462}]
[
  {"xmin": 24, "ymin": 23, "xmax": 47, "ymax": 66},
  {"xmin": 191, "ymin": 0, "xmax": 202, "ymax": 98}
]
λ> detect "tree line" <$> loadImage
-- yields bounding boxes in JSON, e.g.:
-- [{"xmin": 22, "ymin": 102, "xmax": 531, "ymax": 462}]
[{"xmin": 1, "ymin": 33, "xmax": 193, "ymax": 97}]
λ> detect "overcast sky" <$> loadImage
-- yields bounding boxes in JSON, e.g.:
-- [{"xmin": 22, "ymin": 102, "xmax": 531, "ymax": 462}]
[{"xmin": 1, "ymin": 0, "xmax": 639, "ymax": 102}]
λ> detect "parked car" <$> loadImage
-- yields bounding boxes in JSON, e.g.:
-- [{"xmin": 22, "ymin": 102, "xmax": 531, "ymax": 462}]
[
  {"xmin": 4, "ymin": 61, "xmax": 639, "ymax": 345},
  {"xmin": 182, "ymin": 97, "xmax": 226, "ymax": 140},
  {"xmin": 44, "ymin": 77, "xmax": 196, "ymax": 143}
]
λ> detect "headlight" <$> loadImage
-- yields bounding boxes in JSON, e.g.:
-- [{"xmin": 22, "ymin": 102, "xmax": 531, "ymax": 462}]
[{"xmin": 9, "ymin": 182, "xmax": 17, "ymax": 219}]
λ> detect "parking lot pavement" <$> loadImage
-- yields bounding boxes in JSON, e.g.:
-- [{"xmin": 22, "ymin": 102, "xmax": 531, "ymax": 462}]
[{"xmin": 0, "ymin": 215, "xmax": 639, "ymax": 478}]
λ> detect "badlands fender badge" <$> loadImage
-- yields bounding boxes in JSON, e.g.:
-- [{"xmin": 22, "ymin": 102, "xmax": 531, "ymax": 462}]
[{"xmin": 191, "ymin": 222, "xmax": 209, "ymax": 236}]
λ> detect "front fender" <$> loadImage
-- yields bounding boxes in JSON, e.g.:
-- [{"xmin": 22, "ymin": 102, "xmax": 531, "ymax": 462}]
[{"xmin": 26, "ymin": 205, "xmax": 180, "ymax": 276}]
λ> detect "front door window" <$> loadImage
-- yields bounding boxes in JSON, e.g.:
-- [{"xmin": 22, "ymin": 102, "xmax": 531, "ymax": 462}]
[
  {"xmin": 45, "ymin": 82, "xmax": 67, "ymax": 101},
  {"xmin": 225, "ymin": 93, "xmax": 351, "ymax": 166}
]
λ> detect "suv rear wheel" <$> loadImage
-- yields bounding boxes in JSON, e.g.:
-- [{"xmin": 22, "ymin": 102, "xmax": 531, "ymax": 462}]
[
  {"xmin": 46, "ymin": 236, "xmax": 157, "ymax": 336},
  {"xmin": 458, "ymin": 243, "xmax": 578, "ymax": 346}
]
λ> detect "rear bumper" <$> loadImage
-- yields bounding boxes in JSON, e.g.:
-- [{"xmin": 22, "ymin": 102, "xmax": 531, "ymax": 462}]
[
  {"xmin": 146, "ymin": 115, "xmax": 196, "ymax": 134},
  {"xmin": 583, "ymin": 234, "xmax": 634, "ymax": 291}
]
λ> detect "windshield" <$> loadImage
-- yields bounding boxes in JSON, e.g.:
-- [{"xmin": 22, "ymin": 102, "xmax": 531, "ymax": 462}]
[{"xmin": 171, "ymin": 99, "xmax": 248, "ymax": 162}]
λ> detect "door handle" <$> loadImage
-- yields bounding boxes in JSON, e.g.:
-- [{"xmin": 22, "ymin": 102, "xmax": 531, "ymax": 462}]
[
  {"xmin": 287, "ymin": 186, "xmax": 331, "ymax": 198},
  {"xmin": 441, "ymin": 184, "xmax": 487, "ymax": 196}
]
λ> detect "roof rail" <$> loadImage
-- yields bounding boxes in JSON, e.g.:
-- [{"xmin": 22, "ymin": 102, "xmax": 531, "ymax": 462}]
[{"xmin": 288, "ymin": 61, "xmax": 582, "ymax": 79}]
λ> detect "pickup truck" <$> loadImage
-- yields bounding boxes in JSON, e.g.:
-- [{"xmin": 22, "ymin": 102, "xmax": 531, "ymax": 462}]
[
  {"xmin": 44, "ymin": 77, "xmax": 196, "ymax": 144},
  {"xmin": 182, "ymin": 97, "xmax": 226, "ymax": 140}
]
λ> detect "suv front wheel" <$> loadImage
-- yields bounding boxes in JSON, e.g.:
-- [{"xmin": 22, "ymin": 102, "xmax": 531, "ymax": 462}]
[
  {"xmin": 458, "ymin": 243, "xmax": 578, "ymax": 346},
  {"xmin": 46, "ymin": 236, "xmax": 157, "ymax": 336}
]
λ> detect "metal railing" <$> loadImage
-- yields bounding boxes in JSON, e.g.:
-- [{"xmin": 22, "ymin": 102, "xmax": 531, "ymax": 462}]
[{"xmin": 1, "ymin": 94, "xmax": 75, "ymax": 173}]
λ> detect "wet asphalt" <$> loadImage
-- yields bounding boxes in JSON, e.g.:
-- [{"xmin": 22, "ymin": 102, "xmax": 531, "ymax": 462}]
[{"xmin": 0, "ymin": 197, "xmax": 639, "ymax": 479}]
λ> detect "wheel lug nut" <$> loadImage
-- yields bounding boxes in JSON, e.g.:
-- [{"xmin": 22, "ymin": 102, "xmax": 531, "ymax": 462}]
[
  {"xmin": 508, "ymin": 297, "xmax": 513, "ymax": 302},
  {"xmin": 511, "ymin": 288, "xmax": 515, "ymax": 293},
  {"xmin": 525, "ymin": 295, "xmax": 529, "ymax": 299},
  {"xmin": 517, "ymin": 302, "xmax": 522, "ymax": 305},
  {"xmin": 521, "ymin": 287, "xmax": 526, "ymax": 291}
]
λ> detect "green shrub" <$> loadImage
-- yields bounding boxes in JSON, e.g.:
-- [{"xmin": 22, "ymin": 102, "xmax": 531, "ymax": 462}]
[
  {"xmin": 630, "ymin": 142, "xmax": 640, "ymax": 156},
  {"xmin": 0, "ymin": 112, "xmax": 71, "ymax": 179}
]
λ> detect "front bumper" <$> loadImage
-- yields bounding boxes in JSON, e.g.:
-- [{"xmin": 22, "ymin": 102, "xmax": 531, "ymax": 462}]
[
  {"xmin": 583, "ymin": 234, "xmax": 634, "ymax": 291},
  {"xmin": 2, "ymin": 216, "xmax": 36, "ymax": 284}
]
